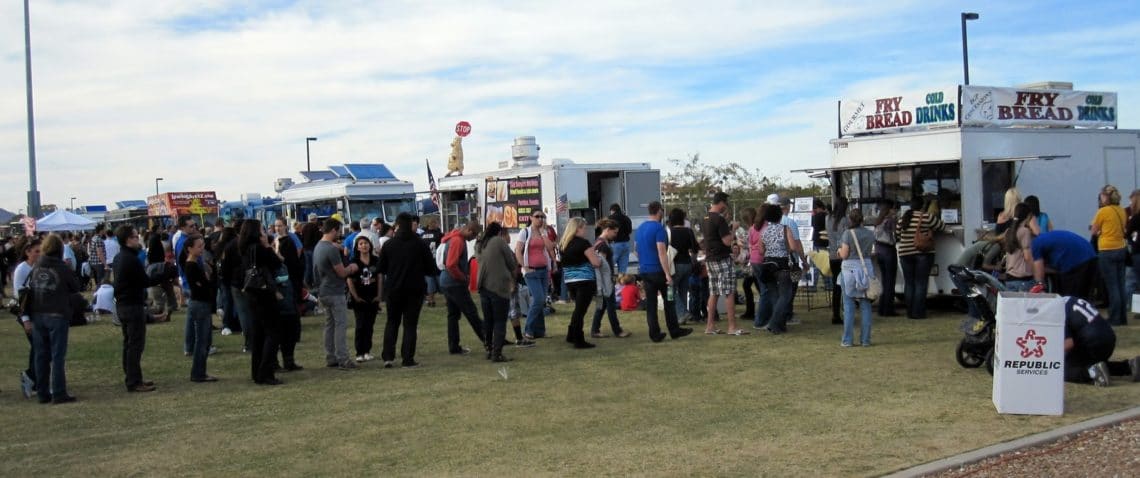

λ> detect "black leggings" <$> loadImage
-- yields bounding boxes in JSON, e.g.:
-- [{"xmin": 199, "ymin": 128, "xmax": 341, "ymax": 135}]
[
  {"xmin": 353, "ymin": 301, "xmax": 379, "ymax": 355},
  {"xmin": 741, "ymin": 274, "xmax": 759, "ymax": 315},
  {"xmin": 566, "ymin": 281, "xmax": 594, "ymax": 344}
]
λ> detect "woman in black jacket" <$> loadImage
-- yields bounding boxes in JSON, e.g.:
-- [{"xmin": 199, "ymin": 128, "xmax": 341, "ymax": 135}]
[
  {"xmin": 29, "ymin": 234, "xmax": 81, "ymax": 404},
  {"xmin": 377, "ymin": 213, "xmax": 439, "ymax": 368},
  {"xmin": 237, "ymin": 220, "xmax": 284, "ymax": 385}
]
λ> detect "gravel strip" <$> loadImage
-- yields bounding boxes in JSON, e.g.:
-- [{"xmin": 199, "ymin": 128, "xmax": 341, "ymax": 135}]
[{"xmin": 928, "ymin": 418, "xmax": 1140, "ymax": 478}]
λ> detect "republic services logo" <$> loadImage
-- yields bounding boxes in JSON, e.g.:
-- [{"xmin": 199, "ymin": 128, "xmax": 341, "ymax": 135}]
[{"xmin": 1016, "ymin": 329, "xmax": 1047, "ymax": 358}]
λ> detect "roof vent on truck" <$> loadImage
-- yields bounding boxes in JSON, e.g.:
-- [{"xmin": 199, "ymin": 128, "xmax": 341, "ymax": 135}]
[{"xmin": 511, "ymin": 136, "xmax": 540, "ymax": 167}]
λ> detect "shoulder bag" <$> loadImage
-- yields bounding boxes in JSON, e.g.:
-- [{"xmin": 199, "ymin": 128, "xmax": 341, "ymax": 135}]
[
  {"xmin": 241, "ymin": 246, "xmax": 272, "ymax": 293},
  {"xmin": 850, "ymin": 230, "xmax": 882, "ymax": 301},
  {"xmin": 913, "ymin": 213, "xmax": 935, "ymax": 252}
]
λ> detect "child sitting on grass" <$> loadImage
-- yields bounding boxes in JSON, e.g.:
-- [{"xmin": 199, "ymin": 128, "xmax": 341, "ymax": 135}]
[{"xmin": 618, "ymin": 274, "xmax": 644, "ymax": 311}]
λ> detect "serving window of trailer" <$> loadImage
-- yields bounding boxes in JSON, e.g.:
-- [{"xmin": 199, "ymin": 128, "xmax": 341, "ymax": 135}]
[{"xmin": 837, "ymin": 162, "xmax": 962, "ymax": 224}]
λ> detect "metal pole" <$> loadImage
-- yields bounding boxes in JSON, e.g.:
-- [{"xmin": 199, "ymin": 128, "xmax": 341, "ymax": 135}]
[
  {"xmin": 961, "ymin": 13, "xmax": 979, "ymax": 85},
  {"xmin": 306, "ymin": 137, "xmax": 317, "ymax": 172},
  {"xmin": 961, "ymin": 14, "xmax": 969, "ymax": 85},
  {"xmin": 155, "ymin": 177, "xmax": 163, "ymax": 195},
  {"xmin": 24, "ymin": 0, "xmax": 41, "ymax": 217}
]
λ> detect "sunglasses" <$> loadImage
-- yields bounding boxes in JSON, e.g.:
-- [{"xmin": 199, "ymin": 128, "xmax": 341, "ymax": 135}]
[{"xmin": 532, "ymin": 215, "xmax": 546, "ymax": 219}]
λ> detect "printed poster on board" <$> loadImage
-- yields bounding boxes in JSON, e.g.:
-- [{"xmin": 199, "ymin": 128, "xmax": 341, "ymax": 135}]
[{"xmin": 485, "ymin": 176, "xmax": 542, "ymax": 230}]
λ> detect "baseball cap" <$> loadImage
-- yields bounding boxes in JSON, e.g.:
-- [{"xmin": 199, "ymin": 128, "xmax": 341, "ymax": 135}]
[
  {"xmin": 307, "ymin": 212, "xmax": 318, "ymax": 221},
  {"xmin": 779, "ymin": 197, "xmax": 792, "ymax": 206},
  {"xmin": 766, "ymin": 193, "xmax": 780, "ymax": 205}
]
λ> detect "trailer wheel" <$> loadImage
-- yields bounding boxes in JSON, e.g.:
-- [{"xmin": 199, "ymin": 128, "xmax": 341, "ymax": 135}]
[{"xmin": 985, "ymin": 348, "xmax": 995, "ymax": 376}]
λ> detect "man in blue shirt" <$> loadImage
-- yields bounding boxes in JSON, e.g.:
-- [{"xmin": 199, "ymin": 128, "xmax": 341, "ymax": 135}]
[
  {"xmin": 635, "ymin": 201, "xmax": 693, "ymax": 343},
  {"xmin": 342, "ymin": 220, "xmax": 361, "ymax": 259},
  {"xmin": 1030, "ymin": 230, "xmax": 1097, "ymax": 301}
]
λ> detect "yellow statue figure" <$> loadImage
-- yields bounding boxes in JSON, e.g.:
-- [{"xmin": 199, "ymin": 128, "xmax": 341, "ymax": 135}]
[{"xmin": 446, "ymin": 136, "xmax": 464, "ymax": 177}]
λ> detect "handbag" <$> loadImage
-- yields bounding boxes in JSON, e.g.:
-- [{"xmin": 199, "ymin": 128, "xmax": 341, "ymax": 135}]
[
  {"xmin": 241, "ymin": 246, "xmax": 271, "ymax": 293},
  {"xmin": 850, "ymin": 230, "xmax": 882, "ymax": 301},
  {"xmin": 15, "ymin": 275, "xmax": 32, "ymax": 317},
  {"xmin": 913, "ymin": 213, "xmax": 935, "ymax": 252}
]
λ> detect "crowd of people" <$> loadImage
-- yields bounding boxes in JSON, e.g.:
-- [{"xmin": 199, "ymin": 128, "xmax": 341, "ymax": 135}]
[{"xmin": 6, "ymin": 184, "xmax": 1140, "ymax": 404}]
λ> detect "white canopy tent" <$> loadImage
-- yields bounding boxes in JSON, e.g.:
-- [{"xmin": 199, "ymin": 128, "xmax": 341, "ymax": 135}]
[{"xmin": 36, "ymin": 210, "xmax": 97, "ymax": 232}]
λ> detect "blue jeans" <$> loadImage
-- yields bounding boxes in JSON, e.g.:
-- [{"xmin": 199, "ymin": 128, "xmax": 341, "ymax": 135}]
[
  {"xmin": 231, "ymin": 287, "xmax": 255, "ymax": 349},
  {"xmin": 874, "ymin": 243, "xmax": 898, "ymax": 316},
  {"xmin": 842, "ymin": 293, "xmax": 872, "ymax": 346},
  {"xmin": 755, "ymin": 264, "xmax": 794, "ymax": 331},
  {"xmin": 900, "ymin": 253, "xmax": 934, "ymax": 318},
  {"xmin": 218, "ymin": 284, "xmax": 240, "ymax": 332},
  {"xmin": 591, "ymin": 295, "xmax": 623, "ymax": 334},
  {"xmin": 32, "ymin": 314, "xmax": 69, "ymax": 400},
  {"xmin": 523, "ymin": 268, "xmax": 550, "ymax": 337},
  {"xmin": 187, "ymin": 300, "xmax": 213, "ymax": 380},
  {"xmin": 1003, "ymin": 279, "xmax": 1035, "ymax": 292},
  {"xmin": 612, "ymin": 242, "xmax": 631, "ymax": 275},
  {"xmin": 1098, "ymin": 248, "xmax": 1127, "ymax": 324},
  {"xmin": 425, "ymin": 275, "xmax": 440, "ymax": 295},
  {"xmin": 303, "ymin": 249, "xmax": 315, "ymax": 289},
  {"xmin": 672, "ymin": 262, "xmax": 693, "ymax": 320}
]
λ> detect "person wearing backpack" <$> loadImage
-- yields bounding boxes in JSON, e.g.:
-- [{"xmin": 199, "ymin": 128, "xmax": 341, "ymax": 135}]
[{"xmin": 439, "ymin": 221, "xmax": 486, "ymax": 355}]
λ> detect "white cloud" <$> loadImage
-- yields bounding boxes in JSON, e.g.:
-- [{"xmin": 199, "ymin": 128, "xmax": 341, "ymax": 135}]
[{"xmin": 1, "ymin": 0, "xmax": 1137, "ymax": 214}]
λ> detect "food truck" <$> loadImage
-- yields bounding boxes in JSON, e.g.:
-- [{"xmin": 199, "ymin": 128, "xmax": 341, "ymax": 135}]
[
  {"xmin": 278, "ymin": 164, "xmax": 416, "ymax": 225},
  {"xmin": 810, "ymin": 82, "xmax": 1135, "ymax": 297},
  {"xmin": 435, "ymin": 136, "xmax": 661, "ymax": 241}
]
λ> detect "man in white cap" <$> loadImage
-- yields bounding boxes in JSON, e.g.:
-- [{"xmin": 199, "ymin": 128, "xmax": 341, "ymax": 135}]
[{"xmin": 768, "ymin": 194, "xmax": 803, "ymax": 324}]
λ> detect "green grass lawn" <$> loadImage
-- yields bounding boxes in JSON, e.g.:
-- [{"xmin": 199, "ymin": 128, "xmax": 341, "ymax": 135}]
[{"xmin": 1, "ymin": 290, "xmax": 1137, "ymax": 477}]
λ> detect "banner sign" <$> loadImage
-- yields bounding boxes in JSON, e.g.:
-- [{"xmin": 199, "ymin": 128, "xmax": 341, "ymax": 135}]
[
  {"xmin": 485, "ymin": 176, "xmax": 542, "ymax": 230},
  {"xmin": 961, "ymin": 86, "xmax": 1117, "ymax": 128},
  {"xmin": 839, "ymin": 87, "xmax": 958, "ymax": 136},
  {"xmin": 147, "ymin": 191, "xmax": 219, "ymax": 217}
]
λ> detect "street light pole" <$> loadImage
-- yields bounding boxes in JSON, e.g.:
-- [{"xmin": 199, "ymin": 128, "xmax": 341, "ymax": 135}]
[
  {"xmin": 306, "ymin": 137, "xmax": 318, "ymax": 171},
  {"xmin": 23, "ymin": 0, "xmax": 41, "ymax": 218},
  {"xmin": 961, "ymin": 12, "xmax": 980, "ymax": 85},
  {"xmin": 155, "ymin": 177, "xmax": 164, "ymax": 195},
  {"xmin": 70, "ymin": 197, "xmax": 76, "ymax": 212}
]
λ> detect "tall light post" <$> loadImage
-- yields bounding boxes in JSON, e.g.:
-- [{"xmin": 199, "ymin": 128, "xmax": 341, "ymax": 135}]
[
  {"xmin": 70, "ymin": 197, "xmax": 76, "ymax": 212},
  {"xmin": 155, "ymin": 177, "xmax": 164, "ymax": 195},
  {"xmin": 961, "ymin": 12, "xmax": 980, "ymax": 85},
  {"xmin": 306, "ymin": 137, "xmax": 318, "ymax": 171},
  {"xmin": 23, "ymin": 0, "xmax": 41, "ymax": 218}
]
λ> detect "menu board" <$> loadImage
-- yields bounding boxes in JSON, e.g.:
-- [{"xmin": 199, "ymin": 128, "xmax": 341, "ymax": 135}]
[{"xmin": 485, "ymin": 176, "xmax": 542, "ymax": 230}]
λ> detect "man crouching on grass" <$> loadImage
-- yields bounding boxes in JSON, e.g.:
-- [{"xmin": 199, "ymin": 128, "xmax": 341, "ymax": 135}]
[{"xmin": 1058, "ymin": 296, "xmax": 1140, "ymax": 386}]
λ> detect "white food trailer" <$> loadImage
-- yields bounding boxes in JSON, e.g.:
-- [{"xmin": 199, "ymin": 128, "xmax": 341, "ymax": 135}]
[
  {"xmin": 436, "ymin": 136, "xmax": 661, "ymax": 243},
  {"xmin": 815, "ymin": 82, "xmax": 1134, "ymax": 297}
]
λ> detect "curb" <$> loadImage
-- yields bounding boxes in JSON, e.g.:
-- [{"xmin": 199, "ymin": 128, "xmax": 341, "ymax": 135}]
[{"xmin": 883, "ymin": 405, "xmax": 1140, "ymax": 478}]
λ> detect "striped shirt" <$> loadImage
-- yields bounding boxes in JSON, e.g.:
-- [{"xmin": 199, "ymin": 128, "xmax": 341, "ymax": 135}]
[{"xmin": 897, "ymin": 211, "xmax": 946, "ymax": 257}]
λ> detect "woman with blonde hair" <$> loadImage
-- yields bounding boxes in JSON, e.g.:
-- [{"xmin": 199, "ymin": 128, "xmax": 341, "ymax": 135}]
[
  {"xmin": 1092, "ymin": 185, "xmax": 1128, "ymax": 325},
  {"xmin": 558, "ymin": 217, "xmax": 601, "ymax": 348},
  {"xmin": 995, "ymin": 187, "xmax": 1022, "ymax": 235}
]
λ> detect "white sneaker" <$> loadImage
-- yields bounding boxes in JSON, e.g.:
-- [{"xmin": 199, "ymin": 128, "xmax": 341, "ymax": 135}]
[
  {"xmin": 1088, "ymin": 362, "xmax": 1110, "ymax": 387},
  {"xmin": 207, "ymin": 346, "xmax": 219, "ymax": 356},
  {"xmin": 363, "ymin": 353, "xmax": 375, "ymax": 361},
  {"xmin": 355, "ymin": 355, "xmax": 366, "ymax": 363},
  {"xmin": 221, "ymin": 327, "xmax": 232, "ymax": 336}
]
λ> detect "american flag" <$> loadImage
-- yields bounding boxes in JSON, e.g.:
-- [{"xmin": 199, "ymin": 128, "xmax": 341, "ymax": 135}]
[
  {"xmin": 426, "ymin": 158, "xmax": 440, "ymax": 208},
  {"xmin": 556, "ymin": 193, "xmax": 568, "ymax": 213}
]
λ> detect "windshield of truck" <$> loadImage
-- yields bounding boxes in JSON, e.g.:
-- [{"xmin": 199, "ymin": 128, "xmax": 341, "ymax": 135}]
[{"xmin": 383, "ymin": 199, "xmax": 415, "ymax": 222}]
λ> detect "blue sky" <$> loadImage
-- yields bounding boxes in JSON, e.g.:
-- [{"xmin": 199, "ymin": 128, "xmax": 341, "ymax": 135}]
[{"xmin": 1, "ymin": 0, "xmax": 1138, "ymax": 212}]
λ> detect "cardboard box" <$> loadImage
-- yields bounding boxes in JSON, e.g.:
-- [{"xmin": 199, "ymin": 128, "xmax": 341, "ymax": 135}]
[{"xmin": 992, "ymin": 292, "xmax": 1066, "ymax": 416}]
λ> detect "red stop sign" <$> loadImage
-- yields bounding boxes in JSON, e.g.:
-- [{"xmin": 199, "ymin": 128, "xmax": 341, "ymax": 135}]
[{"xmin": 455, "ymin": 121, "xmax": 472, "ymax": 137}]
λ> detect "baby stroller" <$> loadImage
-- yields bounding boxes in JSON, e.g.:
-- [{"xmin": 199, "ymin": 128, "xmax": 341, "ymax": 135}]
[{"xmin": 948, "ymin": 264, "xmax": 1006, "ymax": 375}]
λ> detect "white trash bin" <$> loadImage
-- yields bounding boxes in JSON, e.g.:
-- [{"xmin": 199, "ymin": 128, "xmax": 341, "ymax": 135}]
[{"xmin": 992, "ymin": 292, "xmax": 1066, "ymax": 416}]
